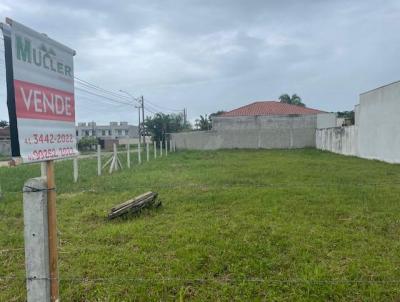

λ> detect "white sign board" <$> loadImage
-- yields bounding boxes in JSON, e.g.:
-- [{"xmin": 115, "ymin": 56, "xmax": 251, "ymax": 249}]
[{"xmin": 1, "ymin": 18, "xmax": 78, "ymax": 163}]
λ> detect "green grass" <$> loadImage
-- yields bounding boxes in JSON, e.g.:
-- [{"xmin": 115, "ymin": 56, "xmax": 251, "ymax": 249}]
[{"xmin": 1, "ymin": 149, "xmax": 400, "ymax": 301}]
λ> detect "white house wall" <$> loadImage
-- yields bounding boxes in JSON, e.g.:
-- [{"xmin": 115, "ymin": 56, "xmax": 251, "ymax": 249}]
[{"xmin": 316, "ymin": 81, "xmax": 400, "ymax": 164}]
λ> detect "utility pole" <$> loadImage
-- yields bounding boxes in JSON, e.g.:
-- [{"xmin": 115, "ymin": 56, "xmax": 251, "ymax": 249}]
[
  {"xmin": 141, "ymin": 96, "xmax": 146, "ymax": 144},
  {"xmin": 136, "ymin": 105, "xmax": 141, "ymax": 144},
  {"xmin": 183, "ymin": 108, "xmax": 187, "ymax": 126},
  {"xmin": 119, "ymin": 89, "xmax": 141, "ymax": 144}
]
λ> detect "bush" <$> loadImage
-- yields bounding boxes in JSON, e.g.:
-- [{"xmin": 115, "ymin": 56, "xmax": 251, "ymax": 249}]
[{"xmin": 78, "ymin": 136, "xmax": 98, "ymax": 151}]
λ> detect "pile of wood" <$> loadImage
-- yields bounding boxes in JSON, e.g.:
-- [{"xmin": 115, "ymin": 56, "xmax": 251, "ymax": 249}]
[{"xmin": 108, "ymin": 191, "xmax": 160, "ymax": 220}]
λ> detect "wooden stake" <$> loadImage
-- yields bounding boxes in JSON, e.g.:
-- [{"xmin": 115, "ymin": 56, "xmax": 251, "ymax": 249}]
[
  {"xmin": 40, "ymin": 162, "xmax": 47, "ymax": 177},
  {"xmin": 46, "ymin": 160, "xmax": 59, "ymax": 302},
  {"xmin": 138, "ymin": 142, "xmax": 142, "ymax": 164},
  {"xmin": 127, "ymin": 144, "xmax": 131, "ymax": 168},
  {"xmin": 97, "ymin": 145, "xmax": 101, "ymax": 176},
  {"xmin": 73, "ymin": 157, "xmax": 78, "ymax": 183}
]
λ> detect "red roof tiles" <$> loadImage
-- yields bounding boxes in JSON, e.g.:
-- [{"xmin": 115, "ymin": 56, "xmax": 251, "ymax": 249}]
[{"xmin": 221, "ymin": 101, "xmax": 324, "ymax": 117}]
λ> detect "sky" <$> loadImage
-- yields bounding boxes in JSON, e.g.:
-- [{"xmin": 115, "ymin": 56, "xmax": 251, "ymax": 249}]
[{"xmin": 0, "ymin": 0, "xmax": 399, "ymax": 125}]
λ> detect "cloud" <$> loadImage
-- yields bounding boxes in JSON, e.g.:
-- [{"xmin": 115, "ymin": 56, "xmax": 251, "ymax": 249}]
[{"xmin": 1, "ymin": 0, "xmax": 400, "ymax": 122}]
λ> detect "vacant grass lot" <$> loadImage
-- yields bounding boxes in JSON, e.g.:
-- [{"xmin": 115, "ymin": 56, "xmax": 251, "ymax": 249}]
[{"xmin": 0, "ymin": 149, "xmax": 399, "ymax": 301}]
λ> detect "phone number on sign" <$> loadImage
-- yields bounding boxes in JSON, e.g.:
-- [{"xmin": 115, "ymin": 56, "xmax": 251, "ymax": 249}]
[
  {"xmin": 24, "ymin": 133, "xmax": 75, "ymax": 145},
  {"xmin": 27, "ymin": 147, "xmax": 76, "ymax": 161}
]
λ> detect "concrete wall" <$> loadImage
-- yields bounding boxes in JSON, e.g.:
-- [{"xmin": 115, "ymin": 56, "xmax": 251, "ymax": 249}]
[
  {"xmin": 357, "ymin": 81, "xmax": 400, "ymax": 163},
  {"xmin": 173, "ymin": 114, "xmax": 335, "ymax": 150},
  {"xmin": 316, "ymin": 126, "xmax": 358, "ymax": 156},
  {"xmin": 0, "ymin": 140, "xmax": 11, "ymax": 156},
  {"xmin": 316, "ymin": 113, "xmax": 337, "ymax": 129},
  {"xmin": 316, "ymin": 81, "xmax": 400, "ymax": 164}
]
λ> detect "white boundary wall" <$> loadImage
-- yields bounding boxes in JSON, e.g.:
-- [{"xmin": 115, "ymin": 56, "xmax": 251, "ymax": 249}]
[
  {"xmin": 357, "ymin": 81, "xmax": 400, "ymax": 163},
  {"xmin": 0, "ymin": 140, "xmax": 11, "ymax": 156},
  {"xmin": 316, "ymin": 126, "xmax": 358, "ymax": 156},
  {"xmin": 316, "ymin": 81, "xmax": 400, "ymax": 164},
  {"xmin": 172, "ymin": 114, "xmax": 336, "ymax": 150}
]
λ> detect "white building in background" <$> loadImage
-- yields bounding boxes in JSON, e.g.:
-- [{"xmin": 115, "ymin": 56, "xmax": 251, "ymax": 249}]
[{"xmin": 76, "ymin": 122, "xmax": 139, "ymax": 141}]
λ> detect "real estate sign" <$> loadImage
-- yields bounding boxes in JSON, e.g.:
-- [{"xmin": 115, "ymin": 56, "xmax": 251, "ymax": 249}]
[{"xmin": 1, "ymin": 18, "xmax": 77, "ymax": 163}]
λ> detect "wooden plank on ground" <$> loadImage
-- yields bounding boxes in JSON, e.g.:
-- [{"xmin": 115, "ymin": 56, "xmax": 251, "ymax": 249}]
[{"xmin": 108, "ymin": 192, "xmax": 158, "ymax": 220}]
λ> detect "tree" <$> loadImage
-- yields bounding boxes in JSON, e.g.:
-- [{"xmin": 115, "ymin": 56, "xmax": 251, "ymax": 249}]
[
  {"xmin": 209, "ymin": 110, "xmax": 226, "ymax": 119},
  {"xmin": 195, "ymin": 115, "xmax": 211, "ymax": 130},
  {"xmin": 336, "ymin": 110, "xmax": 355, "ymax": 125},
  {"xmin": 279, "ymin": 94, "xmax": 306, "ymax": 107},
  {"xmin": 78, "ymin": 136, "xmax": 98, "ymax": 151},
  {"xmin": 0, "ymin": 120, "xmax": 8, "ymax": 127},
  {"xmin": 144, "ymin": 113, "xmax": 190, "ymax": 145}
]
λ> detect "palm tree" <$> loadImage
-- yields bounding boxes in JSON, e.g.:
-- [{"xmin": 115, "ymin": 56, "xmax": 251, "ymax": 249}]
[
  {"xmin": 279, "ymin": 94, "xmax": 306, "ymax": 107},
  {"xmin": 195, "ymin": 115, "xmax": 211, "ymax": 131}
]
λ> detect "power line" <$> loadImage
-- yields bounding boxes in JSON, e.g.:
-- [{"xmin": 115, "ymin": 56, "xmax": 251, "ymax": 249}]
[
  {"xmin": 0, "ymin": 56, "xmax": 180, "ymax": 116},
  {"xmin": 145, "ymin": 99, "xmax": 182, "ymax": 112},
  {"xmin": 75, "ymin": 87, "xmax": 134, "ymax": 107},
  {"xmin": 74, "ymin": 77, "xmax": 132, "ymax": 102}
]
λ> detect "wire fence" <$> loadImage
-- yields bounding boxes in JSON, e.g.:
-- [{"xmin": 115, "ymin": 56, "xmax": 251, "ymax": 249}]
[
  {"xmin": 1, "ymin": 275, "xmax": 400, "ymax": 285},
  {"xmin": 2, "ymin": 180, "xmax": 400, "ymax": 195}
]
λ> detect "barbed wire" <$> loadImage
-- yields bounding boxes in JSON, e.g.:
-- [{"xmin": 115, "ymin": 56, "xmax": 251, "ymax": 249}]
[
  {"xmin": 0, "ymin": 275, "xmax": 400, "ymax": 285},
  {"xmin": 1, "ymin": 180, "xmax": 400, "ymax": 195}
]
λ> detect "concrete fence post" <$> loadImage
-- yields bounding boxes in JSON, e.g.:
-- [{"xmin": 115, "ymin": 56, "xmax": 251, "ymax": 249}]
[
  {"xmin": 73, "ymin": 157, "xmax": 78, "ymax": 183},
  {"xmin": 165, "ymin": 140, "xmax": 168, "ymax": 156},
  {"xmin": 127, "ymin": 144, "xmax": 131, "ymax": 168},
  {"xmin": 146, "ymin": 143, "xmax": 149, "ymax": 162},
  {"xmin": 160, "ymin": 140, "xmax": 163, "ymax": 157},
  {"xmin": 40, "ymin": 162, "xmax": 47, "ymax": 177},
  {"xmin": 154, "ymin": 141, "xmax": 157, "ymax": 159},
  {"xmin": 138, "ymin": 142, "xmax": 142, "ymax": 164},
  {"xmin": 23, "ymin": 177, "xmax": 51, "ymax": 302},
  {"xmin": 97, "ymin": 145, "xmax": 101, "ymax": 176}
]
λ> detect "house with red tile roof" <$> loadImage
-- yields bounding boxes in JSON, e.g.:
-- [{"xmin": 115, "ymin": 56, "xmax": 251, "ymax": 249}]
[
  {"xmin": 220, "ymin": 101, "xmax": 325, "ymax": 117},
  {"xmin": 171, "ymin": 100, "xmax": 336, "ymax": 150}
]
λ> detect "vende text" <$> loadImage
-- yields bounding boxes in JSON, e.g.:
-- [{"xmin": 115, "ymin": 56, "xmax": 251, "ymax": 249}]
[{"xmin": 14, "ymin": 79, "xmax": 75, "ymax": 122}]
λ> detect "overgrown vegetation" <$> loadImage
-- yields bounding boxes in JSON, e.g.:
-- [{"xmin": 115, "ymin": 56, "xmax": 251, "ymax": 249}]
[
  {"xmin": 0, "ymin": 149, "xmax": 399, "ymax": 301},
  {"xmin": 337, "ymin": 110, "xmax": 355, "ymax": 125},
  {"xmin": 77, "ymin": 136, "xmax": 99, "ymax": 151},
  {"xmin": 145, "ymin": 113, "xmax": 190, "ymax": 144},
  {"xmin": 195, "ymin": 111, "xmax": 226, "ymax": 131}
]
